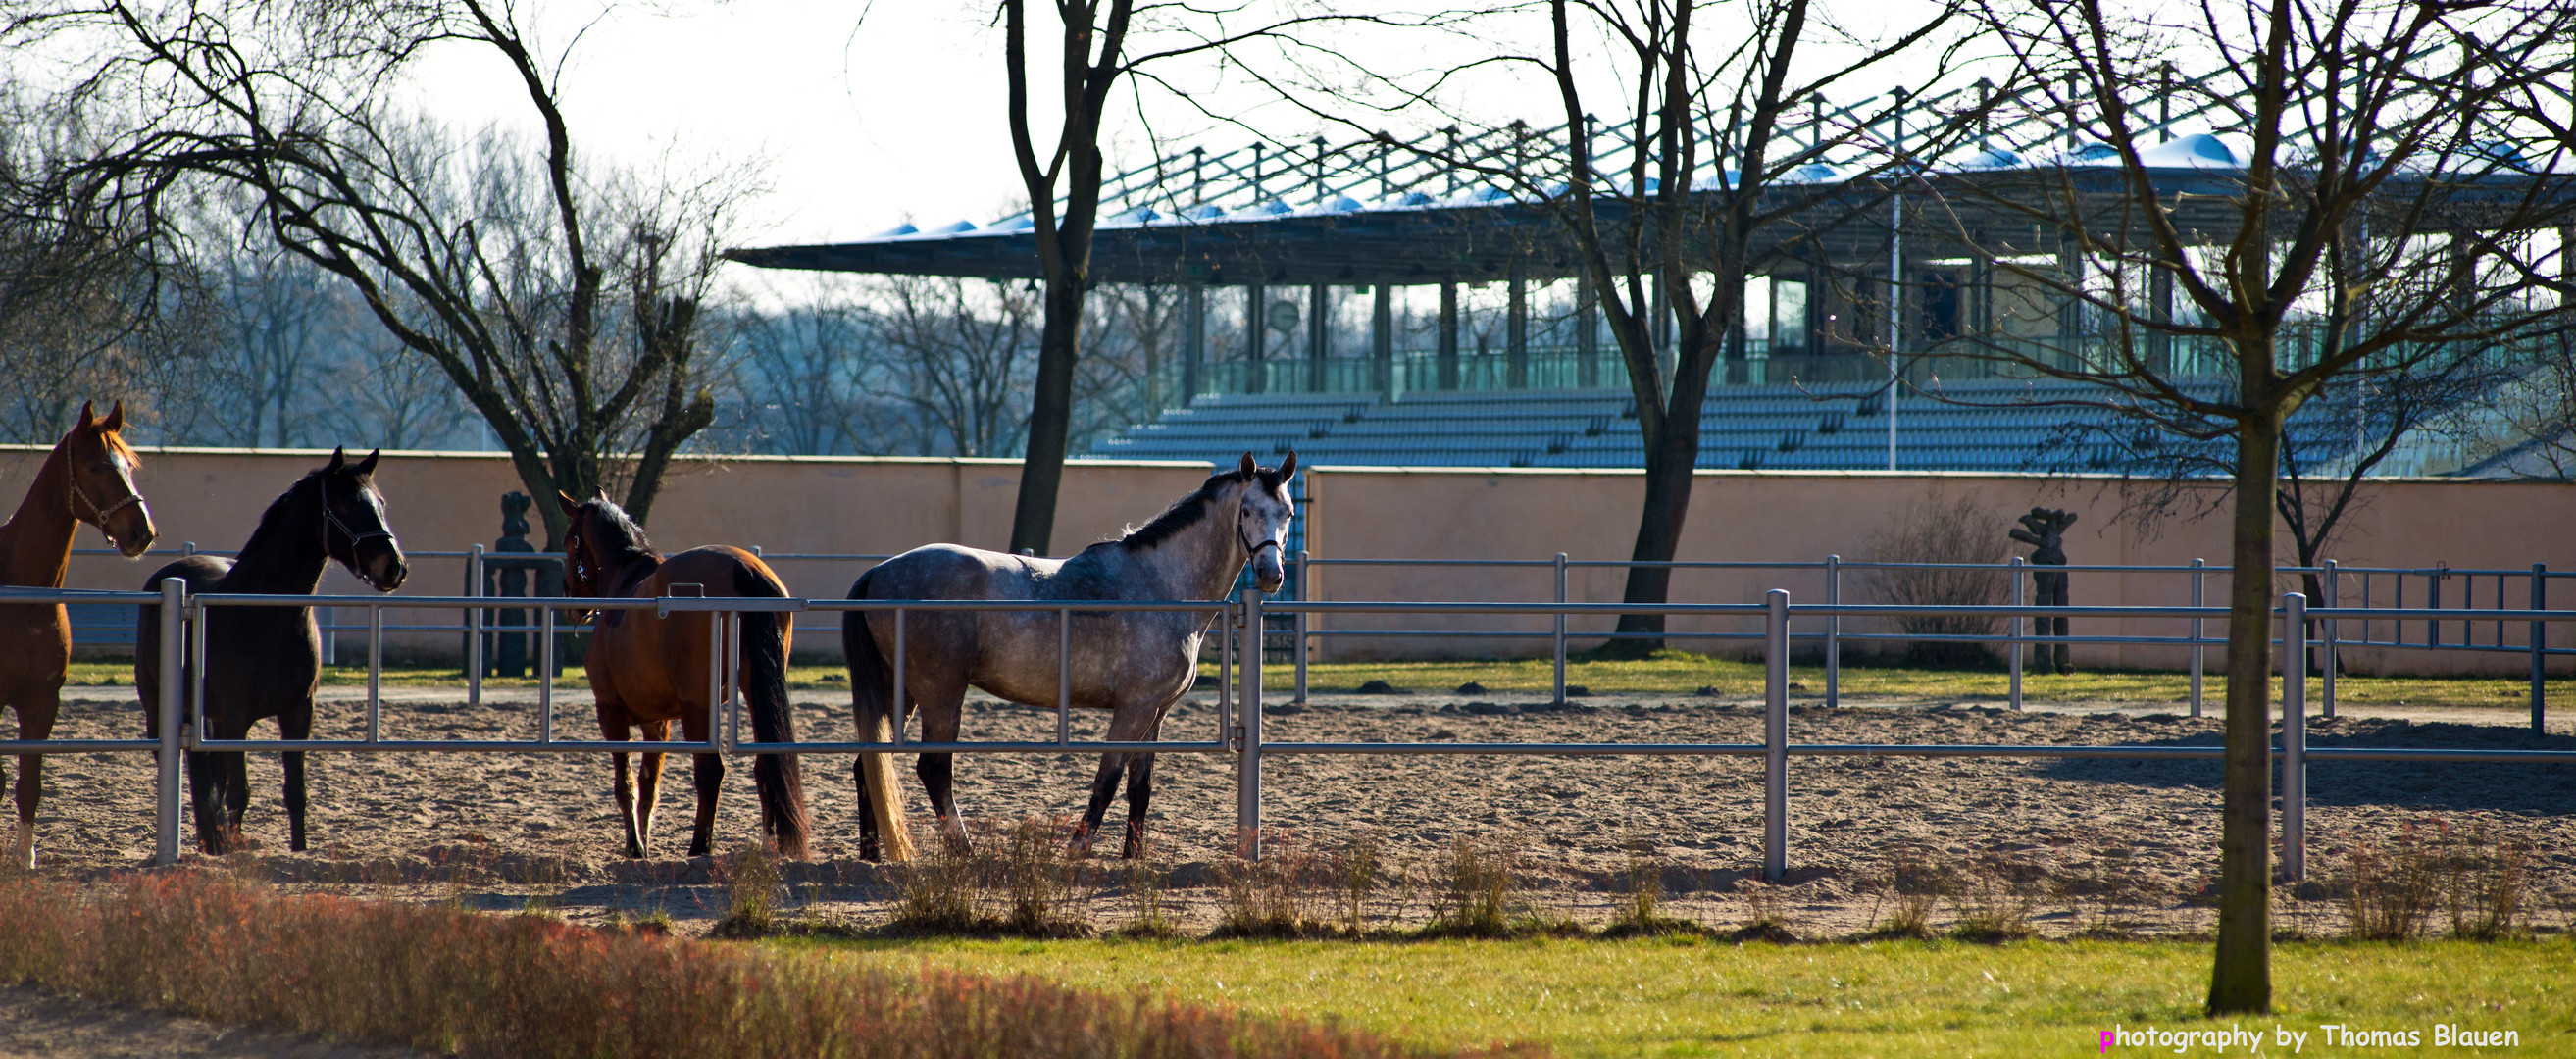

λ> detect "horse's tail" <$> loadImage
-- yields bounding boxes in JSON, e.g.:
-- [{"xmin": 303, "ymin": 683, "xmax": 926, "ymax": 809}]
[
  {"xmin": 732, "ymin": 560, "xmax": 811, "ymax": 861},
  {"xmin": 843, "ymin": 570, "xmax": 916, "ymax": 862}
]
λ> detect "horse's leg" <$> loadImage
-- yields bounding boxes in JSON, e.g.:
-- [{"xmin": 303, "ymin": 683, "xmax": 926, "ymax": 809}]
[
  {"xmin": 635, "ymin": 719, "xmax": 671, "ymax": 855},
  {"xmin": 1121, "ymin": 753, "xmax": 1158, "ymax": 860},
  {"xmin": 852, "ymin": 756, "xmax": 882, "ymax": 861},
  {"xmin": 599, "ymin": 706, "xmax": 646, "ymax": 859},
  {"xmin": 682, "ymin": 711, "xmax": 723, "ymax": 858},
  {"xmin": 221, "ymin": 742, "xmax": 250, "ymax": 845},
  {"xmin": 11, "ymin": 689, "xmax": 55, "ymax": 868},
  {"xmin": 914, "ymin": 693, "xmax": 969, "ymax": 851},
  {"xmin": 1074, "ymin": 752, "xmax": 1127, "ymax": 857},
  {"xmin": 278, "ymin": 704, "xmax": 312, "ymax": 853}
]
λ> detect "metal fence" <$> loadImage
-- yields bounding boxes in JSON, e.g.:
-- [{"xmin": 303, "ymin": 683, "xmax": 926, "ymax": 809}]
[{"xmin": 4, "ymin": 580, "xmax": 2570, "ymax": 882}]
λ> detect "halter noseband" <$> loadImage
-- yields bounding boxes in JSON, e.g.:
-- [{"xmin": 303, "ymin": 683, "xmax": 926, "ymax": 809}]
[
  {"xmin": 68, "ymin": 467, "xmax": 144, "ymax": 542},
  {"xmin": 324, "ymin": 498, "xmax": 394, "ymax": 549}
]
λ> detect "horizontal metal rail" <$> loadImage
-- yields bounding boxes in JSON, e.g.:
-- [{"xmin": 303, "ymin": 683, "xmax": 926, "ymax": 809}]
[{"xmin": 7, "ymin": 582, "xmax": 2566, "ymax": 877}]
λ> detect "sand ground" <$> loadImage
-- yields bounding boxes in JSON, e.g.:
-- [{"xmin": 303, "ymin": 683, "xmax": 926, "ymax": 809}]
[{"xmin": 8, "ymin": 681, "xmax": 2570, "ymax": 941}]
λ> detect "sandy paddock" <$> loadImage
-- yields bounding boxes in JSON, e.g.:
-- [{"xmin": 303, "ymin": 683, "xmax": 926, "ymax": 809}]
[{"xmin": 9, "ymin": 682, "xmax": 2573, "ymax": 938}]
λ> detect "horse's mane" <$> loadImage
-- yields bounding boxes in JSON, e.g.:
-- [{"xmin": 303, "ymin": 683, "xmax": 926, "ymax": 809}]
[
  {"xmin": 1117, "ymin": 464, "xmax": 1283, "ymax": 551},
  {"xmin": 578, "ymin": 498, "xmax": 660, "ymax": 565}
]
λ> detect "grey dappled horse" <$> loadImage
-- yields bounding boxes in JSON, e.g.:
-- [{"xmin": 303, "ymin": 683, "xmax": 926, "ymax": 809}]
[{"xmin": 842, "ymin": 452, "xmax": 1297, "ymax": 861}]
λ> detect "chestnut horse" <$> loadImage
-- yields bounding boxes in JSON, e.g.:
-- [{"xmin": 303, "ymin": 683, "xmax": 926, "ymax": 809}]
[
  {"xmin": 844, "ymin": 452, "xmax": 1296, "ymax": 862},
  {"xmin": 138, "ymin": 448, "xmax": 408, "ymax": 854},
  {"xmin": 0, "ymin": 401, "xmax": 156, "ymax": 867},
  {"xmin": 556, "ymin": 494, "xmax": 810, "ymax": 860}
]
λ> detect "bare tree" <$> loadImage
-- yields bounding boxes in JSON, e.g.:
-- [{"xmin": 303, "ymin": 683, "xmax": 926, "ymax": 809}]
[
  {"xmin": 8, "ymin": 0, "xmax": 750, "ymax": 545},
  {"xmin": 1938, "ymin": 0, "xmax": 2576, "ymax": 1013},
  {"xmin": 873, "ymin": 276, "xmax": 1038, "ymax": 458}
]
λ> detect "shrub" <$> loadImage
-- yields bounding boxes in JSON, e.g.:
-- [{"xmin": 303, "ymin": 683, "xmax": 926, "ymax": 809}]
[
  {"xmin": 1330, "ymin": 830, "xmax": 1386, "ymax": 937},
  {"xmin": 1948, "ymin": 852, "xmax": 2042, "ymax": 942},
  {"xmin": 997, "ymin": 816, "xmax": 1095, "ymax": 938},
  {"xmin": 0, "ymin": 871, "xmax": 1503, "ymax": 1058},
  {"xmin": 1213, "ymin": 829, "xmax": 1318, "ymax": 938},
  {"xmin": 710, "ymin": 840, "xmax": 783, "ymax": 938},
  {"xmin": 1423, "ymin": 833, "xmax": 1521, "ymax": 938},
  {"xmin": 2344, "ymin": 824, "xmax": 2441, "ymax": 941},
  {"xmin": 1857, "ymin": 491, "xmax": 2010, "ymax": 669},
  {"xmin": 2439, "ymin": 822, "xmax": 2533, "ymax": 940},
  {"xmin": 1867, "ymin": 844, "xmax": 1952, "ymax": 939},
  {"xmin": 884, "ymin": 823, "xmax": 991, "ymax": 933}
]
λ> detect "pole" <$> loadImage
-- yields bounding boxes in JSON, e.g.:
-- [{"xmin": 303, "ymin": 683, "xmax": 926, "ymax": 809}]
[
  {"xmin": 1885, "ymin": 87, "xmax": 1906, "ymax": 473},
  {"xmin": 1553, "ymin": 552, "xmax": 1569, "ymax": 705},
  {"xmin": 1294, "ymin": 549, "xmax": 1310, "ymax": 705},
  {"xmin": 538, "ymin": 600, "xmax": 555, "ymax": 745},
  {"xmin": 155, "ymin": 579, "xmax": 184, "ymax": 866},
  {"xmin": 468, "ymin": 543, "xmax": 484, "ymax": 702},
  {"xmin": 892, "ymin": 608, "xmax": 906, "ymax": 747},
  {"xmin": 366, "ymin": 603, "xmax": 381, "ymax": 742},
  {"xmin": 2534, "ymin": 564, "xmax": 2548, "ymax": 735},
  {"xmin": 2321, "ymin": 559, "xmax": 2338, "ymax": 719},
  {"xmin": 1237, "ymin": 588, "xmax": 1265, "ymax": 860},
  {"xmin": 2009, "ymin": 556, "xmax": 2026, "ymax": 711},
  {"xmin": 1059, "ymin": 607, "xmax": 1073, "ymax": 745},
  {"xmin": 1764, "ymin": 589, "xmax": 1790, "ymax": 883},
  {"xmin": 2283, "ymin": 592, "xmax": 2308, "ymax": 882},
  {"xmin": 2190, "ymin": 558, "xmax": 2205, "ymax": 718},
  {"xmin": 1824, "ymin": 555, "xmax": 1841, "ymax": 708}
]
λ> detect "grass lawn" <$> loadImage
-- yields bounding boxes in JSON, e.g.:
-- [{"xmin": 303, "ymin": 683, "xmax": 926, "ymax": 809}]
[
  {"xmin": 59, "ymin": 650, "xmax": 2542, "ymax": 708},
  {"xmin": 781, "ymin": 934, "xmax": 2573, "ymax": 1057}
]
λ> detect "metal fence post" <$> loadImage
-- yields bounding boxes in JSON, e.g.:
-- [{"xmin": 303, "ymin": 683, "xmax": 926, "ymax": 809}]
[
  {"xmin": 365, "ymin": 603, "xmax": 381, "ymax": 742},
  {"xmin": 1237, "ymin": 588, "xmax": 1265, "ymax": 860},
  {"xmin": 2009, "ymin": 556, "xmax": 2025, "ymax": 711},
  {"xmin": 467, "ymin": 543, "xmax": 484, "ymax": 703},
  {"xmin": 1293, "ymin": 550, "xmax": 1309, "ymax": 705},
  {"xmin": 1058, "ymin": 607, "xmax": 1073, "ymax": 745},
  {"xmin": 538, "ymin": 600, "xmax": 555, "ymax": 744},
  {"xmin": 2283, "ymin": 591, "xmax": 2307, "ymax": 882},
  {"xmin": 2190, "ymin": 558, "xmax": 2206, "ymax": 718},
  {"xmin": 1764, "ymin": 588, "xmax": 1790, "ymax": 883},
  {"xmin": 155, "ymin": 579, "xmax": 185, "ymax": 866},
  {"xmin": 2534, "ymin": 565, "xmax": 2548, "ymax": 735},
  {"xmin": 2321, "ymin": 559, "xmax": 2338, "ymax": 719},
  {"xmin": 1824, "ymin": 555, "xmax": 1841, "ymax": 707},
  {"xmin": 1553, "ymin": 552, "xmax": 1568, "ymax": 705}
]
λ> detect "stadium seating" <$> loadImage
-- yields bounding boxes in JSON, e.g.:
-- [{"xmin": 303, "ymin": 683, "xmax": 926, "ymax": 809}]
[{"xmin": 1086, "ymin": 378, "xmax": 2350, "ymax": 472}]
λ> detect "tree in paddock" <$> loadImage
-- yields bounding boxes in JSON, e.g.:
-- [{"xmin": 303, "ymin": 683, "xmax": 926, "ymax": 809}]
[
  {"xmin": 4, "ymin": 0, "xmax": 751, "ymax": 546},
  {"xmin": 1220, "ymin": 0, "xmax": 1972, "ymax": 653},
  {"xmin": 996, "ymin": 0, "xmax": 1426, "ymax": 554},
  {"xmin": 1935, "ymin": 0, "xmax": 2576, "ymax": 1013}
]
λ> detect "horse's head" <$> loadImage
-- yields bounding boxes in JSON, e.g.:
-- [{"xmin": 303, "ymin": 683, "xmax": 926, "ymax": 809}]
[
  {"xmin": 556, "ymin": 491, "xmax": 656, "ymax": 619},
  {"xmin": 318, "ymin": 447, "xmax": 407, "ymax": 591},
  {"xmin": 67, "ymin": 400, "xmax": 155, "ymax": 558},
  {"xmin": 1233, "ymin": 450, "xmax": 1297, "ymax": 594}
]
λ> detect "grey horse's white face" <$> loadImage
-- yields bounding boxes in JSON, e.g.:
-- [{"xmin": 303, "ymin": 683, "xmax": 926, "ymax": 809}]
[{"xmin": 1235, "ymin": 452, "xmax": 1296, "ymax": 593}]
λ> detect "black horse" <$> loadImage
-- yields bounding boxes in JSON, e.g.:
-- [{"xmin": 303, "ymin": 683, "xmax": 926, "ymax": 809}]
[{"xmin": 138, "ymin": 449, "xmax": 408, "ymax": 854}]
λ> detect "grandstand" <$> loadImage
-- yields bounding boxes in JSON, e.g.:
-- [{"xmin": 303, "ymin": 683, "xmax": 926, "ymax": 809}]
[{"xmin": 1086, "ymin": 378, "xmax": 2365, "ymax": 474}]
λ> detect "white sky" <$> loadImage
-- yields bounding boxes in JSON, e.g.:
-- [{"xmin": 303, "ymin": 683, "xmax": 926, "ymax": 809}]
[{"xmin": 403, "ymin": 0, "xmax": 1963, "ymax": 265}]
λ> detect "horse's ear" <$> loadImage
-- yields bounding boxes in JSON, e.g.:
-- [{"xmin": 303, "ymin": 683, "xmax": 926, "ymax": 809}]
[
  {"xmin": 100, "ymin": 400, "xmax": 125, "ymax": 432},
  {"xmin": 352, "ymin": 449, "xmax": 380, "ymax": 476},
  {"xmin": 326, "ymin": 446, "xmax": 347, "ymax": 472},
  {"xmin": 1237, "ymin": 452, "xmax": 1258, "ymax": 478},
  {"xmin": 2062, "ymin": 511, "xmax": 2078, "ymax": 528},
  {"xmin": 78, "ymin": 400, "xmax": 96, "ymax": 428},
  {"xmin": 556, "ymin": 491, "xmax": 583, "ymax": 517},
  {"xmin": 1278, "ymin": 450, "xmax": 1296, "ymax": 481}
]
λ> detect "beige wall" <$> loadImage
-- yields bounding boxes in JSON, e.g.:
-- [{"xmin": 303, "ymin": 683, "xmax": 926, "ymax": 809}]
[
  {"xmin": 11, "ymin": 446, "xmax": 2563, "ymax": 675},
  {"xmin": 3, "ymin": 446, "xmax": 1211, "ymax": 660},
  {"xmin": 1302, "ymin": 467, "xmax": 2576, "ymax": 676}
]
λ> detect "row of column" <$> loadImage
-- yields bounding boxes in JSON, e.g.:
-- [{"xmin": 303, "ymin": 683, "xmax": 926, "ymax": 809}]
[{"xmin": 1179, "ymin": 277, "xmax": 1609, "ymax": 400}]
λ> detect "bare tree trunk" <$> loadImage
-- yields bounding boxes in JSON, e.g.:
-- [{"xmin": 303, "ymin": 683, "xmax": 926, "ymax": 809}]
[
  {"xmin": 1012, "ymin": 279, "xmax": 1083, "ymax": 553},
  {"xmin": 2210, "ymin": 401, "xmax": 2279, "ymax": 1015}
]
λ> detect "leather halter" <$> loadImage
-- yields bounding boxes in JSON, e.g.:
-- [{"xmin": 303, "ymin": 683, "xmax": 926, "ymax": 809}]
[{"xmin": 324, "ymin": 500, "xmax": 394, "ymax": 548}]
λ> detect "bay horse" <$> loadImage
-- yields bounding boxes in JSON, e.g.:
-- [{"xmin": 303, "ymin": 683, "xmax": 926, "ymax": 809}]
[
  {"xmin": 556, "ymin": 494, "xmax": 810, "ymax": 860},
  {"xmin": 0, "ymin": 401, "xmax": 156, "ymax": 867},
  {"xmin": 845, "ymin": 451, "xmax": 1296, "ymax": 862},
  {"xmin": 137, "ymin": 448, "xmax": 408, "ymax": 854}
]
